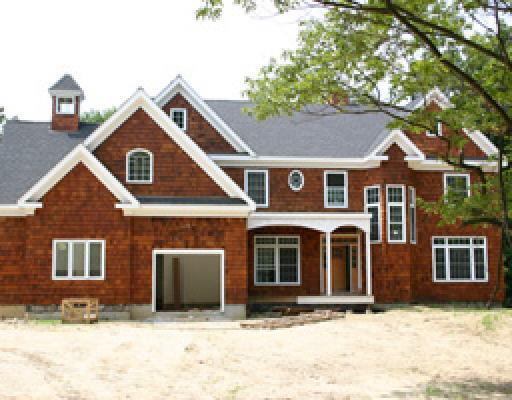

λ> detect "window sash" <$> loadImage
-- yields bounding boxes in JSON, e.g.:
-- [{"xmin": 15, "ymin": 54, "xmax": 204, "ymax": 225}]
[
  {"xmin": 364, "ymin": 186, "xmax": 381, "ymax": 243},
  {"xmin": 324, "ymin": 171, "xmax": 347, "ymax": 208},
  {"xmin": 56, "ymin": 97, "xmax": 74, "ymax": 114},
  {"xmin": 409, "ymin": 187, "xmax": 416, "ymax": 244},
  {"xmin": 127, "ymin": 150, "xmax": 152, "ymax": 183},
  {"xmin": 170, "ymin": 108, "xmax": 187, "ymax": 130},
  {"xmin": 386, "ymin": 185, "xmax": 406, "ymax": 243},
  {"xmin": 245, "ymin": 170, "xmax": 268, "ymax": 207},
  {"xmin": 254, "ymin": 236, "xmax": 300, "ymax": 285},
  {"xmin": 432, "ymin": 237, "xmax": 487, "ymax": 282},
  {"xmin": 53, "ymin": 240, "xmax": 105, "ymax": 280},
  {"xmin": 444, "ymin": 174, "xmax": 470, "ymax": 199}
]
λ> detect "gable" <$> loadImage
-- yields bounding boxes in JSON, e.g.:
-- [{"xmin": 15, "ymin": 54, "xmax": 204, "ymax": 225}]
[
  {"xmin": 94, "ymin": 108, "xmax": 228, "ymax": 197},
  {"xmin": 162, "ymin": 93, "xmax": 238, "ymax": 154}
]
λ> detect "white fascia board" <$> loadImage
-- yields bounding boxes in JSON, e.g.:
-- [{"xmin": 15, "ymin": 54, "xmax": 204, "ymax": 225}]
[
  {"xmin": 412, "ymin": 88, "xmax": 453, "ymax": 110},
  {"xmin": 154, "ymin": 75, "xmax": 255, "ymax": 156},
  {"xmin": 117, "ymin": 204, "xmax": 252, "ymax": 217},
  {"xmin": 407, "ymin": 158, "xmax": 499, "ymax": 172},
  {"xmin": 370, "ymin": 129, "xmax": 426, "ymax": 159},
  {"xmin": 83, "ymin": 89, "xmax": 255, "ymax": 209},
  {"xmin": 18, "ymin": 145, "xmax": 138, "ymax": 206},
  {"xmin": 210, "ymin": 155, "xmax": 385, "ymax": 169},
  {"xmin": 49, "ymin": 89, "xmax": 85, "ymax": 100},
  {"xmin": 0, "ymin": 203, "xmax": 42, "ymax": 216},
  {"xmin": 462, "ymin": 128, "xmax": 499, "ymax": 156}
]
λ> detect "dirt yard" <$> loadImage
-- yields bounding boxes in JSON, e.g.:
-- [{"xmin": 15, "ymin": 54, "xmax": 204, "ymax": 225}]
[{"xmin": 0, "ymin": 307, "xmax": 511, "ymax": 399}]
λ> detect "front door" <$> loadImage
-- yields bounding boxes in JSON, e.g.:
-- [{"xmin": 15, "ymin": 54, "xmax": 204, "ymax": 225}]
[
  {"xmin": 331, "ymin": 246, "xmax": 350, "ymax": 293},
  {"xmin": 321, "ymin": 235, "xmax": 359, "ymax": 294}
]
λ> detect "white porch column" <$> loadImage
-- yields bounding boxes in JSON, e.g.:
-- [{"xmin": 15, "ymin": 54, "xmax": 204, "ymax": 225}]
[
  {"xmin": 326, "ymin": 231, "xmax": 332, "ymax": 296},
  {"xmin": 365, "ymin": 230, "xmax": 372, "ymax": 296}
]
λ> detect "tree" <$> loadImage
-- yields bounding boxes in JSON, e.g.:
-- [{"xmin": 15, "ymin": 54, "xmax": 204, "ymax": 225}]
[
  {"xmin": 81, "ymin": 108, "xmax": 116, "ymax": 123},
  {"xmin": 198, "ymin": 0, "xmax": 512, "ymax": 304},
  {"xmin": 0, "ymin": 107, "xmax": 5, "ymax": 125}
]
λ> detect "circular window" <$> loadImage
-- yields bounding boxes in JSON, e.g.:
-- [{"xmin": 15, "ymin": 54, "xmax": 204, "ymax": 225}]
[{"xmin": 288, "ymin": 170, "xmax": 304, "ymax": 191}]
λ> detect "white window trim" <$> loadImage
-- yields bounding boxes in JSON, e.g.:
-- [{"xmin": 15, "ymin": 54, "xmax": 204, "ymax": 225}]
[
  {"xmin": 324, "ymin": 170, "xmax": 348, "ymax": 209},
  {"xmin": 409, "ymin": 186, "xmax": 417, "ymax": 244},
  {"xmin": 386, "ymin": 184, "xmax": 406, "ymax": 244},
  {"xmin": 432, "ymin": 236, "xmax": 488, "ymax": 283},
  {"xmin": 254, "ymin": 235, "xmax": 301, "ymax": 286},
  {"xmin": 52, "ymin": 239, "xmax": 106, "ymax": 280},
  {"xmin": 56, "ymin": 96, "xmax": 75, "ymax": 115},
  {"xmin": 170, "ymin": 108, "xmax": 187, "ymax": 131},
  {"xmin": 244, "ymin": 169, "xmax": 269, "ymax": 208},
  {"xmin": 288, "ymin": 169, "xmax": 304, "ymax": 191},
  {"xmin": 364, "ymin": 185, "xmax": 381, "ymax": 243},
  {"xmin": 126, "ymin": 148, "xmax": 154, "ymax": 184},
  {"xmin": 443, "ymin": 173, "xmax": 471, "ymax": 197}
]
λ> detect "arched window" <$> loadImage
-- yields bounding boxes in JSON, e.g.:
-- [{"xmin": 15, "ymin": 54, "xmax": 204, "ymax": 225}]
[{"xmin": 126, "ymin": 149, "xmax": 153, "ymax": 183}]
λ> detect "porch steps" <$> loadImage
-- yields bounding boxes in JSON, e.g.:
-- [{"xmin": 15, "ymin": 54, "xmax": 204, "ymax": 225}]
[{"xmin": 297, "ymin": 295, "xmax": 374, "ymax": 305}]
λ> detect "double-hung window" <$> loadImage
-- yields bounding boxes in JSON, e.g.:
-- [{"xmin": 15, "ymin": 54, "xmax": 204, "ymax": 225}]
[
  {"xmin": 386, "ymin": 185, "xmax": 406, "ymax": 243},
  {"xmin": 245, "ymin": 170, "xmax": 269, "ymax": 207},
  {"xmin": 324, "ymin": 171, "xmax": 348, "ymax": 208},
  {"xmin": 170, "ymin": 108, "xmax": 187, "ymax": 130},
  {"xmin": 432, "ymin": 237, "xmax": 487, "ymax": 282},
  {"xmin": 53, "ymin": 240, "xmax": 105, "ymax": 280},
  {"xmin": 254, "ymin": 236, "xmax": 300, "ymax": 285},
  {"xmin": 364, "ymin": 186, "xmax": 381, "ymax": 242},
  {"xmin": 444, "ymin": 173, "xmax": 470, "ymax": 200},
  {"xmin": 409, "ymin": 187, "xmax": 417, "ymax": 244}
]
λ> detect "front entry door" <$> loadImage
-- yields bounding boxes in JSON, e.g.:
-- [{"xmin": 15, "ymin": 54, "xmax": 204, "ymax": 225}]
[{"xmin": 331, "ymin": 246, "xmax": 350, "ymax": 293}]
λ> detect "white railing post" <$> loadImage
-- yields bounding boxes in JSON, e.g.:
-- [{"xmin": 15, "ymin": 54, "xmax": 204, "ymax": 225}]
[{"xmin": 366, "ymin": 230, "xmax": 372, "ymax": 296}]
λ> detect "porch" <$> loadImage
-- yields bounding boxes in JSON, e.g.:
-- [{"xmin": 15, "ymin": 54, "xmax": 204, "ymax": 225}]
[{"xmin": 247, "ymin": 212, "xmax": 374, "ymax": 306}]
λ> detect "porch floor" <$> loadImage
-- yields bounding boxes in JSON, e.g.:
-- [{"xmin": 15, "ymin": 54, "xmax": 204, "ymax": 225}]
[{"xmin": 249, "ymin": 292, "xmax": 374, "ymax": 305}]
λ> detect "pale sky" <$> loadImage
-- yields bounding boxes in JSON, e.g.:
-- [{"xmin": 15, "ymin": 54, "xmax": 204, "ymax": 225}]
[{"xmin": 0, "ymin": 0, "xmax": 301, "ymax": 120}]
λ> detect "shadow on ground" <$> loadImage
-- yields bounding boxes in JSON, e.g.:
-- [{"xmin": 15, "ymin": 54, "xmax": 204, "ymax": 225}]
[{"xmin": 386, "ymin": 378, "xmax": 512, "ymax": 399}]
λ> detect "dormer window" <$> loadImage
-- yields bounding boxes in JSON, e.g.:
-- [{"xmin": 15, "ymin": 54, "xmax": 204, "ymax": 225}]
[
  {"xmin": 56, "ymin": 97, "xmax": 75, "ymax": 115},
  {"xmin": 126, "ymin": 149, "xmax": 153, "ymax": 184},
  {"xmin": 170, "ymin": 108, "xmax": 187, "ymax": 130}
]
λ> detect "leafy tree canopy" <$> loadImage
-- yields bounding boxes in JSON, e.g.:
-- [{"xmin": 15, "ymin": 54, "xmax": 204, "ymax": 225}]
[{"xmin": 81, "ymin": 108, "xmax": 116, "ymax": 123}]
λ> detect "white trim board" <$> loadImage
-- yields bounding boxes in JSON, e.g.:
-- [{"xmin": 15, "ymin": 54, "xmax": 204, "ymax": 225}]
[
  {"xmin": 151, "ymin": 249, "xmax": 225, "ymax": 313},
  {"xmin": 154, "ymin": 75, "xmax": 254, "ymax": 155},
  {"xmin": 82, "ymin": 88, "xmax": 255, "ymax": 209}
]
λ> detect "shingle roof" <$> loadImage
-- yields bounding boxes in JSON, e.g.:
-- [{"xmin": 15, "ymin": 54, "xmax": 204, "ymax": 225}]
[
  {"xmin": 49, "ymin": 74, "xmax": 83, "ymax": 93},
  {"xmin": 136, "ymin": 196, "xmax": 247, "ymax": 205},
  {"xmin": 206, "ymin": 100, "xmax": 394, "ymax": 158},
  {"xmin": 0, "ymin": 120, "xmax": 98, "ymax": 203}
]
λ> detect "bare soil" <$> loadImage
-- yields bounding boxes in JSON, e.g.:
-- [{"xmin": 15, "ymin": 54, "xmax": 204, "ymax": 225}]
[{"xmin": 0, "ymin": 307, "xmax": 511, "ymax": 399}]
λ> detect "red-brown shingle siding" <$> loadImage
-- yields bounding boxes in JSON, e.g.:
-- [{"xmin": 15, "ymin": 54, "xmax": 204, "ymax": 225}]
[
  {"xmin": 162, "ymin": 93, "xmax": 238, "ymax": 154},
  {"xmin": 94, "ymin": 108, "xmax": 227, "ymax": 197},
  {"xmin": 51, "ymin": 95, "xmax": 80, "ymax": 132}
]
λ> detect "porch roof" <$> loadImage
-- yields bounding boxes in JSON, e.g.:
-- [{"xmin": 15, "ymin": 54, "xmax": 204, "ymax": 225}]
[{"xmin": 247, "ymin": 212, "xmax": 371, "ymax": 233}]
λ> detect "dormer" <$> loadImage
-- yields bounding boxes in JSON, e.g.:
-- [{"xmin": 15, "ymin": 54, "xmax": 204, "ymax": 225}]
[{"xmin": 49, "ymin": 74, "xmax": 84, "ymax": 132}]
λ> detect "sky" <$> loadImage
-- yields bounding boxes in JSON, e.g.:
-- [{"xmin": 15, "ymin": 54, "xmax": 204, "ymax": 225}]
[{"xmin": 0, "ymin": 0, "xmax": 301, "ymax": 120}]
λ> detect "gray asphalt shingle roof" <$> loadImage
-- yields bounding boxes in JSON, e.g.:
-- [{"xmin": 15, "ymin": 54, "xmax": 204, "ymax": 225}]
[
  {"xmin": 206, "ymin": 100, "xmax": 393, "ymax": 158},
  {"xmin": 0, "ymin": 121, "xmax": 98, "ymax": 203},
  {"xmin": 49, "ymin": 74, "xmax": 83, "ymax": 92}
]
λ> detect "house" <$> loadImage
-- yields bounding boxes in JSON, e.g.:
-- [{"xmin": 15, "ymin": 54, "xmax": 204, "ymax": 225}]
[{"xmin": 0, "ymin": 74, "xmax": 504, "ymax": 319}]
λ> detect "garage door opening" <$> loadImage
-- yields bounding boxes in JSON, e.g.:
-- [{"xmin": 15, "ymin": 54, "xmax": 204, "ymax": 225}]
[{"xmin": 153, "ymin": 250, "xmax": 224, "ymax": 312}]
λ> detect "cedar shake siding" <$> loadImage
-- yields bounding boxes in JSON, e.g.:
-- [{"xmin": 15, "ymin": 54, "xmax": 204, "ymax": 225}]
[
  {"xmin": 94, "ymin": 108, "xmax": 228, "ymax": 197},
  {"xmin": 162, "ymin": 93, "xmax": 238, "ymax": 154}
]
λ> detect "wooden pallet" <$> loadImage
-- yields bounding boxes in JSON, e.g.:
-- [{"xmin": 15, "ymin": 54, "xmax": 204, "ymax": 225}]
[
  {"xmin": 61, "ymin": 298, "xmax": 99, "ymax": 324},
  {"xmin": 240, "ymin": 310, "xmax": 345, "ymax": 330}
]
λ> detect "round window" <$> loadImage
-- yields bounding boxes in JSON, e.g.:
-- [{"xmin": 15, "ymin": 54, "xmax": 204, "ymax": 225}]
[{"xmin": 288, "ymin": 170, "xmax": 304, "ymax": 191}]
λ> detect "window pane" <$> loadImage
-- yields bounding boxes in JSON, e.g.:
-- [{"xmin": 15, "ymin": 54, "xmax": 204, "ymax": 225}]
[
  {"xmin": 327, "ymin": 186, "xmax": 345, "ymax": 206},
  {"xmin": 72, "ymin": 242, "xmax": 85, "ymax": 277},
  {"xmin": 389, "ymin": 206, "xmax": 403, "ymax": 223},
  {"xmin": 57, "ymin": 98, "xmax": 74, "ymax": 114},
  {"xmin": 247, "ymin": 172, "xmax": 267, "ymax": 205},
  {"xmin": 446, "ymin": 175, "xmax": 469, "ymax": 199},
  {"xmin": 327, "ymin": 173, "xmax": 344, "ymax": 187},
  {"xmin": 128, "ymin": 151, "xmax": 151, "ymax": 182},
  {"xmin": 55, "ymin": 242, "xmax": 69, "ymax": 277},
  {"xmin": 449, "ymin": 248, "xmax": 471, "ymax": 280},
  {"xmin": 255, "ymin": 237, "xmax": 275, "ymax": 245},
  {"xmin": 366, "ymin": 188, "xmax": 379, "ymax": 204},
  {"xmin": 172, "ymin": 110, "xmax": 185, "ymax": 129},
  {"xmin": 89, "ymin": 242, "xmax": 102, "ymax": 277},
  {"xmin": 288, "ymin": 171, "xmax": 303, "ymax": 190},
  {"xmin": 433, "ymin": 238, "xmax": 445, "ymax": 245},
  {"xmin": 256, "ymin": 247, "xmax": 275, "ymax": 283},
  {"xmin": 389, "ymin": 223, "xmax": 403, "ymax": 241},
  {"xmin": 368, "ymin": 206, "xmax": 379, "ymax": 241},
  {"xmin": 278, "ymin": 237, "xmax": 298, "ymax": 245},
  {"xmin": 435, "ymin": 248, "xmax": 446, "ymax": 280},
  {"xmin": 279, "ymin": 247, "xmax": 298, "ymax": 283},
  {"xmin": 388, "ymin": 187, "xmax": 403, "ymax": 203},
  {"xmin": 448, "ymin": 238, "xmax": 471, "ymax": 245},
  {"xmin": 474, "ymin": 248, "xmax": 486, "ymax": 280},
  {"xmin": 473, "ymin": 238, "xmax": 485, "ymax": 245}
]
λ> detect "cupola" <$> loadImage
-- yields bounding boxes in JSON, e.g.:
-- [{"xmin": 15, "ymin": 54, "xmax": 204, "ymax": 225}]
[{"xmin": 49, "ymin": 74, "xmax": 84, "ymax": 132}]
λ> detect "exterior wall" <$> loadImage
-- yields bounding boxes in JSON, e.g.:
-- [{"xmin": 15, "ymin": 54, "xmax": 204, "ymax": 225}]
[
  {"xmin": 0, "ymin": 163, "xmax": 248, "ymax": 308},
  {"xmin": 162, "ymin": 93, "xmax": 238, "ymax": 154},
  {"xmin": 51, "ymin": 95, "xmax": 80, "ymax": 132},
  {"xmin": 94, "ymin": 108, "xmax": 227, "ymax": 197}
]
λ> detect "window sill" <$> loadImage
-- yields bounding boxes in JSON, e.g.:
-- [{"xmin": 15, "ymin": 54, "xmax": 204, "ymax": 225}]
[
  {"xmin": 127, "ymin": 180, "xmax": 153, "ymax": 185},
  {"xmin": 433, "ymin": 279, "xmax": 488, "ymax": 283},
  {"xmin": 254, "ymin": 282, "xmax": 301, "ymax": 286},
  {"xmin": 52, "ymin": 277, "xmax": 105, "ymax": 281}
]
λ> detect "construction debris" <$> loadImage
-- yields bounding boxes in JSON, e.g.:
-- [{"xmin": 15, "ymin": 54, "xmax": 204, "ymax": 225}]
[{"xmin": 240, "ymin": 310, "xmax": 345, "ymax": 329}]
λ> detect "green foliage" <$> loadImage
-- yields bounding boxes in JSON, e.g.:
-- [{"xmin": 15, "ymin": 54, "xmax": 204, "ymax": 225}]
[{"xmin": 81, "ymin": 108, "xmax": 116, "ymax": 123}]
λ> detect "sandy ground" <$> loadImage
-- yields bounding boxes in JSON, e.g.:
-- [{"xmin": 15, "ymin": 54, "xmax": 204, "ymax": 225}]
[{"xmin": 0, "ymin": 307, "xmax": 511, "ymax": 400}]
